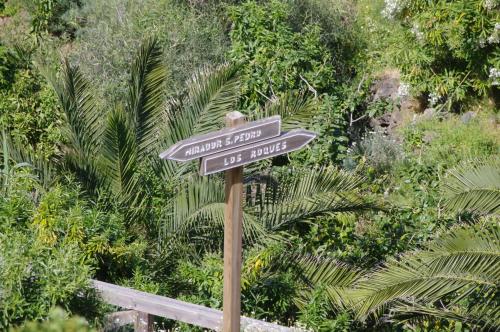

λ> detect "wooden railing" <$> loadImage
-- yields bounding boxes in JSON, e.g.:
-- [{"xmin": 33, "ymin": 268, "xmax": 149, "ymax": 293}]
[{"xmin": 92, "ymin": 280, "xmax": 302, "ymax": 332}]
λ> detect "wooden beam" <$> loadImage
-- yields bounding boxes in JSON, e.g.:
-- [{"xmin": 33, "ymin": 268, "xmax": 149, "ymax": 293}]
[
  {"xmin": 223, "ymin": 111, "xmax": 245, "ymax": 332},
  {"xmin": 135, "ymin": 311, "xmax": 153, "ymax": 332},
  {"xmin": 104, "ymin": 310, "xmax": 137, "ymax": 331},
  {"xmin": 91, "ymin": 280, "xmax": 301, "ymax": 332}
]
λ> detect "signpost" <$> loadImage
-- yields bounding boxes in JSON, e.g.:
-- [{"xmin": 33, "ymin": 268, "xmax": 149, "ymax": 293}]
[
  {"xmin": 159, "ymin": 112, "xmax": 316, "ymax": 332},
  {"xmin": 200, "ymin": 129, "xmax": 316, "ymax": 176},
  {"xmin": 159, "ymin": 116, "xmax": 281, "ymax": 161}
]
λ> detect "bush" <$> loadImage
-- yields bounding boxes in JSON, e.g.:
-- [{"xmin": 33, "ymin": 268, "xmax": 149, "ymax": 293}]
[
  {"xmin": 27, "ymin": 0, "xmax": 81, "ymax": 37},
  {"xmin": 0, "ymin": 166, "xmax": 143, "ymax": 328},
  {"xmin": 227, "ymin": 0, "xmax": 336, "ymax": 108},
  {"xmin": 10, "ymin": 308, "xmax": 95, "ymax": 332},
  {"xmin": 0, "ymin": 228, "xmax": 93, "ymax": 328},
  {"xmin": 227, "ymin": 0, "xmax": 359, "ymax": 163},
  {"xmin": 381, "ymin": 0, "xmax": 500, "ymax": 110},
  {"xmin": 0, "ymin": 44, "xmax": 63, "ymax": 160},
  {"xmin": 63, "ymin": 0, "xmax": 229, "ymax": 106}
]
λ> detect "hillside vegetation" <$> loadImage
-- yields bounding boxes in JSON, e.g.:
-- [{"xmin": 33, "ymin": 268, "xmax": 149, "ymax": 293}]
[{"xmin": 0, "ymin": 0, "xmax": 498, "ymax": 331}]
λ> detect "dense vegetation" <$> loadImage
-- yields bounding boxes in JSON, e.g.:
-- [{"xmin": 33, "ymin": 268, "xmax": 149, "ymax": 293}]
[{"xmin": 0, "ymin": 0, "xmax": 498, "ymax": 331}]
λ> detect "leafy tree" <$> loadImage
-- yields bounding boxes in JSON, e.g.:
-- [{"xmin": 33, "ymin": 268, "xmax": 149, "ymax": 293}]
[
  {"xmin": 0, "ymin": 44, "xmax": 62, "ymax": 160},
  {"xmin": 227, "ymin": 0, "xmax": 336, "ymax": 109},
  {"xmin": 382, "ymin": 0, "xmax": 500, "ymax": 110}
]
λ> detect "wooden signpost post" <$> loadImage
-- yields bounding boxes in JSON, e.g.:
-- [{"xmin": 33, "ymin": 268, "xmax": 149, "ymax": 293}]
[{"xmin": 160, "ymin": 112, "xmax": 316, "ymax": 332}]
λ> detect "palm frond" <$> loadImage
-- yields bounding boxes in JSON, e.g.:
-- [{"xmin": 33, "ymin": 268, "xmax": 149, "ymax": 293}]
[
  {"xmin": 157, "ymin": 64, "xmax": 240, "ymax": 179},
  {"xmin": 389, "ymin": 300, "xmax": 500, "ymax": 330},
  {"xmin": 101, "ymin": 106, "xmax": 141, "ymax": 212},
  {"xmin": 247, "ymin": 167, "xmax": 375, "ymax": 231},
  {"xmin": 160, "ymin": 176, "xmax": 268, "ymax": 244},
  {"xmin": 442, "ymin": 157, "xmax": 500, "ymax": 215},
  {"xmin": 1, "ymin": 129, "xmax": 9, "ymax": 190},
  {"xmin": 1, "ymin": 133, "xmax": 55, "ymax": 190},
  {"xmin": 51, "ymin": 59, "xmax": 103, "ymax": 158},
  {"xmin": 49, "ymin": 60, "xmax": 103, "ymax": 193},
  {"xmin": 294, "ymin": 254, "xmax": 361, "ymax": 311},
  {"xmin": 350, "ymin": 225, "xmax": 500, "ymax": 321},
  {"xmin": 126, "ymin": 37, "xmax": 167, "ymax": 162}
]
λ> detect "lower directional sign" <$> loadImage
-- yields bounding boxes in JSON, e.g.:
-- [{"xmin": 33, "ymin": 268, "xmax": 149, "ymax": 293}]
[{"xmin": 199, "ymin": 129, "xmax": 316, "ymax": 175}]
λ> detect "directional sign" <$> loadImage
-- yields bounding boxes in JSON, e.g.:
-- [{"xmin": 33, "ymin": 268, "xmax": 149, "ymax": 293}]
[
  {"xmin": 199, "ymin": 129, "xmax": 316, "ymax": 175},
  {"xmin": 158, "ymin": 111, "xmax": 316, "ymax": 332},
  {"xmin": 159, "ymin": 116, "xmax": 281, "ymax": 162}
]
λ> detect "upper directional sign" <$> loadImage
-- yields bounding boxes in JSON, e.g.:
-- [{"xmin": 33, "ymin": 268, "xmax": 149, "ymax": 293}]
[
  {"xmin": 199, "ymin": 129, "xmax": 316, "ymax": 175},
  {"xmin": 159, "ymin": 116, "xmax": 281, "ymax": 162}
]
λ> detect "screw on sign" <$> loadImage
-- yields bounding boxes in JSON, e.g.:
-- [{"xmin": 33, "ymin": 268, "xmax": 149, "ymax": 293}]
[{"xmin": 159, "ymin": 112, "xmax": 316, "ymax": 332}]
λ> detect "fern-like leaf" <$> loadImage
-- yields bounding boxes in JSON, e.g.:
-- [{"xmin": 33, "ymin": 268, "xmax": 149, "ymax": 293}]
[
  {"xmin": 350, "ymin": 225, "xmax": 500, "ymax": 324},
  {"xmin": 127, "ymin": 37, "xmax": 167, "ymax": 162},
  {"xmin": 442, "ymin": 157, "xmax": 500, "ymax": 215}
]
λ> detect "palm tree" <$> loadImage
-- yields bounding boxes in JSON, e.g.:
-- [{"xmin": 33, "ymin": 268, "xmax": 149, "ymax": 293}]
[
  {"xmin": 296, "ymin": 158, "xmax": 500, "ymax": 330},
  {"xmin": 41, "ymin": 37, "xmax": 373, "ymax": 246}
]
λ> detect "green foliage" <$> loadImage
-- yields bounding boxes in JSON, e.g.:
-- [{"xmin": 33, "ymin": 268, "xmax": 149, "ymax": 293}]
[
  {"xmin": 298, "ymin": 286, "xmax": 354, "ymax": 331},
  {"xmin": 27, "ymin": 0, "xmax": 80, "ymax": 37},
  {"xmin": 63, "ymin": 0, "xmax": 229, "ymax": 106},
  {"xmin": 442, "ymin": 157, "xmax": 500, "ymax": 215},
  {"xmin": 3, "ymin": 0, "xmax": 500, "ymax": 329},
  {"xmin": 0, "ymin": 44, "xmax": 15, "ymax": 88},
  {"xmin": 50, "ymin": 38, "xmax": 167, "ymax": 226},
  {"xmin": 353, "ymin": 223, "xmax": 499, "ymax": 329},
  {"xmin": 177, "ymin": 253, "xmax": 224, "ymax": 308},
  {"xmin": 0, "ymin": 175, "xmax": 95, "ymax": 329},
  {"xmin": 382, "ymin": 0, "xmax": 500, "ymax": 109},
  {"xmin": 299, "ymin": 222, "xmax": 500, "ymax": 330},
  {"xmin": 0, "ymin": 44, "xmax": 63, "ymax": 160},
  {"xmin": 10, "ymin": 308, "xmax": 95, "ymax": 332},
  {"xmin": 401, "ymin": 113, "xmax": 499, "ymax": 166},
  {"xmin": 227, "ymin": 0, "xmax": 358, "ymax": 163},
  {"xmin": 288, "ymin": 0, "xmax": 361, "ymax": 78},
  {"xmin": 227, "ymin": 0, "xmax": 335, "ymax": 108}
]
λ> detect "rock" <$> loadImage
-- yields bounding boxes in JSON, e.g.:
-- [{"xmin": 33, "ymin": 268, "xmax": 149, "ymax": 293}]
[
  {"xmin": 370, "ymin": 112, "xmax": 392, "ymax": 129},
  {"xmin": 461, "ymin": 111, "xmax": 477, "ymax": 124},
  {"xmin": 372, "ymin": 69, "xmax": 401, "ymax": 101},
  {"xmin": 401, "ymin": 96, "xmax": 424, "ymax": 113},
  {"xmin": 422, "ymin": 108, "xmax": 436, "ymax": 119},
  {"xmin": 423, "ymin": 131, "xmax": 437, "ymax": 144}
]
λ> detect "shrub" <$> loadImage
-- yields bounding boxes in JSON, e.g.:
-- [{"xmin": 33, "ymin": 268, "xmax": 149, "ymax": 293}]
[
  {"xmin": 0, "ymin": 44, "xmax": 63, "ymax": 160},
  {"xmin": 346, "ymin": 130, "xmax": 403, "ymax": 174},
  {"xmin": 381, "ymin": 0, "xmax": 500, "ymax": 110},
  {"xmin": 287, "ymin": 0, "xmax": 361, "ymax": 79},
  {"xmin": 0, "ymin": 166, "xmax": 142, "ymax": 328},
  {"xmin": 0, "ymin": 229, "xmax": 93, "ymax": 328},
  {"xmin": 227, "ymin": 0, "xmax": 336, "ymax": 108},
  {"xmin": 10, "ymin": 308, "xmax": 95, "ymax": 332},
  {"xmin": 63, "ymin": 0, "xmax": 229, "ymax": 106},
  {"xmin": 227, "ymin": 0, "xmax": 357, "ymax": 164},
  {"xmin": 27, "ymin": 0, "xmax": 81, "ymax": 37}
]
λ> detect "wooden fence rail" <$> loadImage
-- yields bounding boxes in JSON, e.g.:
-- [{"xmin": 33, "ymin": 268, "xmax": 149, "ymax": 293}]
[{"xmin": 92, "ymin": 280, "xmax": 302, "ymax": 332}]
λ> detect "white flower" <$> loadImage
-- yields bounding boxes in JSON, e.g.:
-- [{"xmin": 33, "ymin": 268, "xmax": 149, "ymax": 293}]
[
  {"xmin": 382, "ymin": 0, "xmax": 406, "ymax": 19},
  {"xmin": 428, "ymin": 92, "xmax": 440, "ymax": 106},
  {"xmin": 485, "ymin": 0, "xmax": 498, "ymax": 10},
  {"xmin": 488, "ymin": 35, "xmax": 499, "ymax": 44},
  {"xmin": 398, "ymin": 82, "xmax": 410, "ymax": 97},
  {"xmin": 489, "ymin": 67, "xmax": 500, "ymax": 86},
  {"xmin": 487, "ymin": 23, "xmax": 500, "ymax": 44},
  {"xmin": 411, "ymin": 23, "xmax": 424, "ymax": 41}
]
